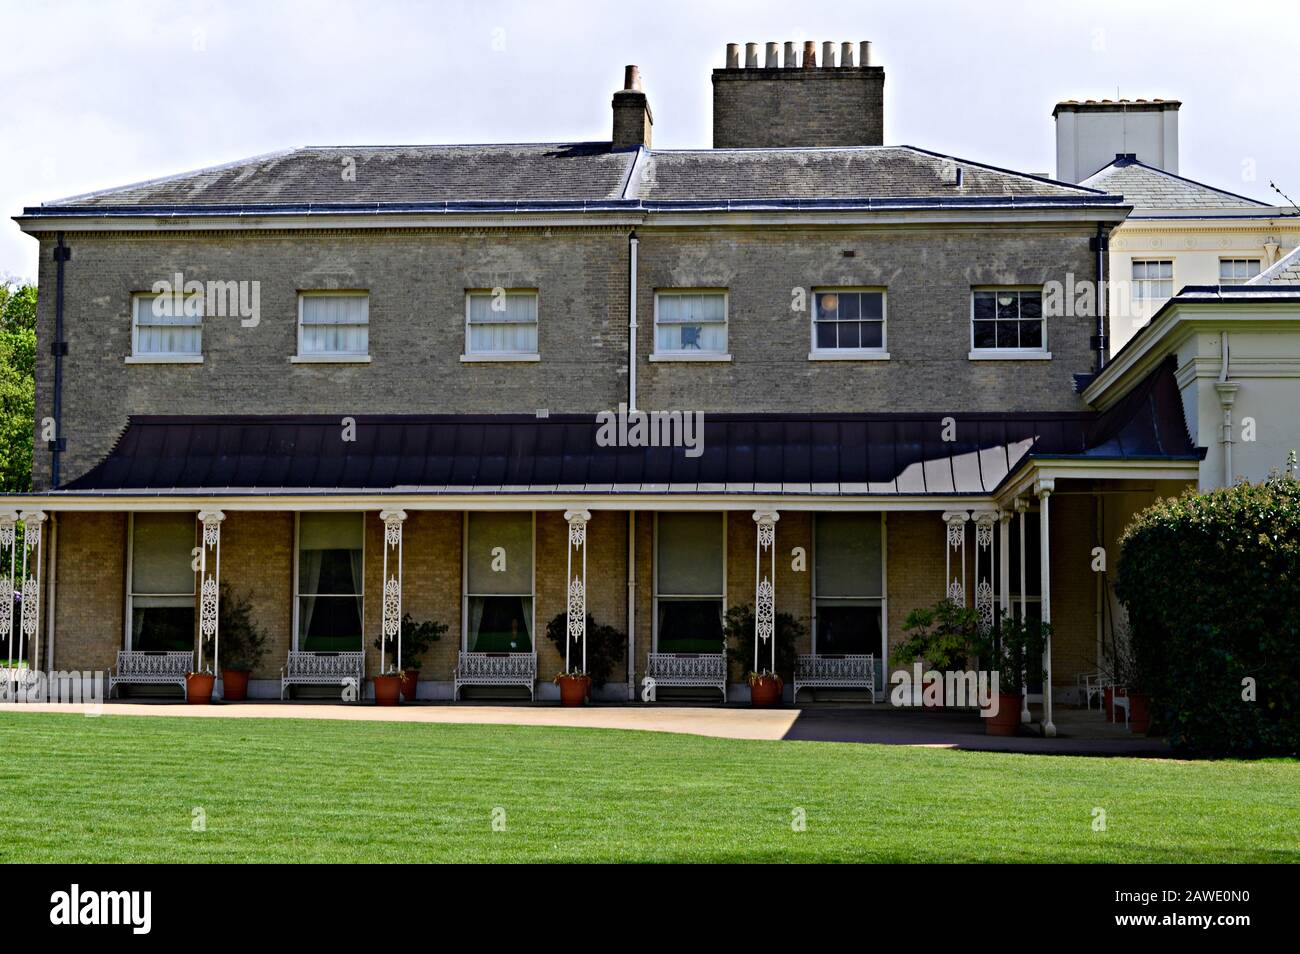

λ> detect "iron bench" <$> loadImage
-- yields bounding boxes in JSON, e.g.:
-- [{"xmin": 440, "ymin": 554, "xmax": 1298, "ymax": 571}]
[
  {"xmin": 454, "ymin": 652, "xmax": 537, "ymax": 700},
  {"xmin": 793, "ymin": 653, "xmax": 875, "ymax": 700},
  {"xmin": 280, "ymin": 651, "xmax": 365, "ymax": 700},
  {"xmin": 108, "ymin": 650, "xmax": 192, "ymax": 699},
  {"xmin": 646, "ymin": 652, "xmax": 728, "ymax": 702}
]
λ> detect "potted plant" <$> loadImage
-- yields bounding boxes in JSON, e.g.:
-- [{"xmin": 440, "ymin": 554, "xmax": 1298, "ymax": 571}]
[
  {"xmin": 978, "ymin": 613, "xmax": 1049, "ymax": 736},
  {"xmin": 894, "ymin": 599, "xmax": 982, "ymax": 707},
  {"xmin": 545, "ymin": 612, "xmax": 626, "ymax": 707},
  {"xmin": 722, "ymin": 604, "xmax": 804, "ymax": 708},
  {"xmin": 218, "ymin": 585, "xmax": 269, "ymax": 701},
  {"xmin": 186, "ymin": 669, "xmax": 215, "ymax": 705},
  {"xmin": 373, "ymin": 614, "xmax": 447, "ymax": 702},
  {"xmin": 373, "ymin": 669, "xmax": 402, "ymax": 706}
]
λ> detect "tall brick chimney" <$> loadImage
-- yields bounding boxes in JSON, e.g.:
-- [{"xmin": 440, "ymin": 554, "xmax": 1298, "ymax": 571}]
[
  {"xmin": 712, "ymin": 40, "xmax": 884, "ymax": 148},
  {"xmin": 612, "ymin": 65, "xmax": 652, "ymax": 150}
]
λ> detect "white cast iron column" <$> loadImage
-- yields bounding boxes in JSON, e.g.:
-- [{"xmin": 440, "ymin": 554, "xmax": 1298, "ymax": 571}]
[
  {"xmin": 17, "ymin": 511, "xmax": 46, "ymax": 675},
  {"xmin": 753, "ymin": 510, "xmax": 779, "ymax": 674},
  {"xmin": 1036, "ymin": 480, "xmax": 1056, "ymax": 737},
  {"xmin": 1015, "ymin": 497, "xmax": 1030, "ymax": 723},
  {"xmin": 197, "ymin": 511, "xmax": 224, "ymax": 683},
  {"xmin": 564, "ymin": 510, "xmax": 591, "ymax": 673},
  {"xmin": 972, "ymin": 510, "xmax": 998, "ymax": 632},
  {"xmin": 1, "ymin": 512, "xmax": 16, "ymax": 672},
  {"xmin": 941, "ymin": 511, "xmax": 969, "ymax": 604},
  {"xmin": 379, "ymin": 510, "xmax": 406, "ymax": 673}
]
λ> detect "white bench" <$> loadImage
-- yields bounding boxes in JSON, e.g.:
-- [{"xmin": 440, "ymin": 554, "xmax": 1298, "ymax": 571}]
[
  {"xmin": 280, "ymin": 651, "xmax": 365, "ymax": 700},
  {"xmin": 454, "ymin": 652, "xmax": 537, "ymax": 700},
  {"xmin": 793, "ymin": 654, "xmax": 875, "ymax": 700},
  {"xmin": 646, "ymin": 652, "xmax": 728, "ymax": 702},
  {"xmin": 109, "ymin": 650, "xmax": 192, "ymax": 699}
]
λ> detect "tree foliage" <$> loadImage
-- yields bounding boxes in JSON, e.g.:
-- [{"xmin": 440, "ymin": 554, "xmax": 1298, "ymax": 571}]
[
  {"xmin": 0, "ymin": 282, "xmax": 36, "ymax": 494},
  {"xmin": 1116, "ymin": 473, "xmax": 1300, "ymax": 756}
]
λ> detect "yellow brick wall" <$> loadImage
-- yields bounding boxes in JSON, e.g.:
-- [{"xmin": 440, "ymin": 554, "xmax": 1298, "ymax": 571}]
[{"xmin": 50, "ymin": 511, "xmax": 126, "ymax": 673}]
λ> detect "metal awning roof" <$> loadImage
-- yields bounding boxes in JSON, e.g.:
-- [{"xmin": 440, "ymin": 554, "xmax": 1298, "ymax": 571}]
[{"xmin": 54, "ymin": 359, "xmax": 1199, "ymax": 498}]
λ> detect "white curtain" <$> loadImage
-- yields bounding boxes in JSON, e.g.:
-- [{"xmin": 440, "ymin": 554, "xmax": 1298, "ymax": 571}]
[
  {"xmin": 300, "ymin": 295, "xmax": 369, "ymax": 355},
  {"xmin": 135, "ymin": 296, "xmax": 202, "ymax": 356},
  {"xmin": 656, "ymin": 293, "xmax": 726, "ymax": 353},
  {"xmin": 467, "ymin": 293, "xmax": 538, "ymax": 354}
]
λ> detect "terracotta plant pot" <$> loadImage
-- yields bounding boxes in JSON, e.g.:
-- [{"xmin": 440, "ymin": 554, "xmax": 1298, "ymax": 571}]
[
  {"xmin": 399, "ymin": 670, "xmax": 419, "ymax": 702},
  {"xmin": 557, "ymin": 674, "xmax": 591, "ymax": 707},
  {"xmin": 749, "ymin": 674, "xmax": 783, "ymax": 707},
  {"xmin": 221, "ymin": 669, "xmax": 250, "ymax": 701},
  {"xmin": 373, "ymin": 674, "xmax": 402, "ymax": 707},
  {"xmin": 186, "ymin": 672, "xmax": 215, "ymax": 705},
  {"xmin": 983, "ymin": 692, "xmax": 1021, "ymax": 736},
  {"xmin": 1128, "ymin": 692, "xmax": 1151, "ymax": 734}
]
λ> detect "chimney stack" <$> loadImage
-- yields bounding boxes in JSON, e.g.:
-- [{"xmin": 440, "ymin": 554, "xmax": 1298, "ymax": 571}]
[
  {"xmin": 612, "ymin": 65, "xmax": 653, "ymax": 150},
  {"xmin": 1052, "ymin": 98, "xmax": 1180, "ymax": 182},
  {"xmin": 712, "ymin": 40, "xmax": 885, "ymax": 148}
]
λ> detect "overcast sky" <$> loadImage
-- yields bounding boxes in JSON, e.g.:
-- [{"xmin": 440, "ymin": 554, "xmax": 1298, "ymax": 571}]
[{"xmin": 2, "ymin": 0, "xmax": 1297, "ymax": 281}]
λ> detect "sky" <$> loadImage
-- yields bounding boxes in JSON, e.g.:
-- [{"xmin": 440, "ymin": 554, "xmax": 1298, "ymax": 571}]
[{"xmin": 2, "ymin": 0, "xmax": 1297, "ymax": 281}]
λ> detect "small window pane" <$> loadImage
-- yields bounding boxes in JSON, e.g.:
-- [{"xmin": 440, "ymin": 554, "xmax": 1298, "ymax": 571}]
[
  {"xmin": 300, "ymin": 295, "xmax": 369, "ymax": 355},
  {"xmin": 973, "ymin": 320, "xmax": 997, "ymax": 349},
  {"xmin": 815, "ymin": 323, "xmax": 837, "ymax": 349},
  {"xmin": 973, "ymin": 292, "xmax": 996, "ymax": 320},
  {"xmin": 860, "ymin": 321, "xmax": 883, "ymax": 349},
  {"xmin": 1019, "ymin": 320, "xmax": 1043, "ymax": 349},
  {"xmin": 839, "ymin": 321, "xmax": 861, "ymax": 349},
  {"xmin": 996, "ymin": 320, "xmax": 1019, "ymax": 349}
]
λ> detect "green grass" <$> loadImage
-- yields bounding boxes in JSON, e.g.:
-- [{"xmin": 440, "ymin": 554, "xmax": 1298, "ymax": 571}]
[{"xmin": 1, "ymin": 711, "xmax": 1297, "ymax": 862}]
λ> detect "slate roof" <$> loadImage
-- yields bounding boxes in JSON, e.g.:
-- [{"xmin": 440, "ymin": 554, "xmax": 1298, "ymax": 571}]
[
  {"xmin": 1079, "ymin": 156, "xmax": 1272, "ymax": 213},
  {"xmin": 59, "ymin": 360, "xmax": 1197, "ymax": 497},
  {"xmin": 27, "ymin": 144, "xmax": 1110, "ymax": 215},
  {"xmin": 1248, "ymin": 245, "xmax": 1300, "ymax": 286}
]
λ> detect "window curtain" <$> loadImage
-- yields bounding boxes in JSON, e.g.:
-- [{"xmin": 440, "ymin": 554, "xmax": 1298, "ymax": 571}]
[
  {"xmin": 467, "ymin": 293, "xmax": 538, "ymax": 354},
  {"xmin": 298, "ymin": 550, "xmax": 323, "ymax": 638},
  {"xmin": 300, "ymin": 295, "xmax": 369, "ymax": 354},
  {"xmin": 657, "ymin": 512, "xmax": 723, "ymax": 596},
  {"xmin": 298, "ymin": 513, "xmax": 363, "ymax": 647},
  {"xmin": 135, "ymin": 296, "xmax": 202, "ymax": 356},
  {"xmin": 656, "ymin": 293, "xmax": 726, "ymax": 353}
]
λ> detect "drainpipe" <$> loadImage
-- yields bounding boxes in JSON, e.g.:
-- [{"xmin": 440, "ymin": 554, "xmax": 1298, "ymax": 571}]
[
  {"xmin": 1094, "ymin": 224, "xmax": 1108, "ymax": 372},
  {"xmin": 628, "ymin": 230, "xmax": 638, "ymax": 412},
  {"xmin": 627, "ymin": 511, "xmax": 636, "ymax": 701},
  {"xmin": 1214, "ymin": 332, "xmax": 1239, "ymax": 488},
  {"xmin": 51, "ymin": 232, "xmax": 70, "ymax": 489}
]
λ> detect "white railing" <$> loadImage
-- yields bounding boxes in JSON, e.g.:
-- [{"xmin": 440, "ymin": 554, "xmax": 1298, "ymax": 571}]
[
  {"xmin": 646, "ymin": 652, "xmax": 728, "ymax": 702},
  {"xmin": 280, "ymin": 651, "xmax": 365, "ymax": 700},
  {"xmin": 109, "ymin": 650, "xmax": 193, "ymax": 699},
  {"xmin": 793, "ymin": 653, "xmax": 875, "ymax": 700},
  {"xmin": 454, "ymin": 651, "xmax": 537, "ymax": 700}
]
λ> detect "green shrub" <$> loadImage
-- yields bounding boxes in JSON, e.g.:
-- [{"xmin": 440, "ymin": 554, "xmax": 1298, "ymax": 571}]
[
  {"xmin": 218, "ymin": 585, "xmax": 269, "ymax": 673},
  {"xmin": 544, "ymin": 612, "xmax": 625, "ymax": 687},
  {"xmin": 371, "ymin": 613, "xmax": 446, "ymax": 671},
  {"xmin": 894, "ymin": 599, "xmax": 982, "ymax": 671},
  {"xmin": 1116, "ymin": 472, "xmax": 1300, "ymax": 756},
  {"xmin": 722, "ymin": 604, "xmax": 803, "ymax": 682}
]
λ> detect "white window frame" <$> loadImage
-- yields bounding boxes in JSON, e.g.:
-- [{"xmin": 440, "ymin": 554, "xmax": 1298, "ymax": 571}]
[
  {"xmin": 968, "ymin": 286, "xmax": 1051, "ymax": 361},
  {"xmin": 651, "ymin": 511, "xmax": 728, "ymax": 652},
  {"xmin": 124, "ymin": 512, "xmax": 197, "ymax": 650},
  {"xmin": 1219, "ymin": 258, "xmax": 1261, "ymax": 285},
  {"xmin": 127, "ymin": 292, "xmax": 204, "ymax": 364},
  {"xmin": 291, "ymin": 511, "xmax": 366, "ymax": 652},
  {"xmin": 461, "ymin": 289, "xmax": 541, "ymax": 363},
  {"xmin": 810, "ymin": 512, "xmax": 888, "ymax": 699},
  {"xmin": 1131, "ymin": 260, "xmax": 1174, "ymax": 302},
  {"xmin": 808, "ymin": 287, "xmax": 890, "ymax": 361},
  {"xmin": 650, "ymin": 289, "xmax": 732, "ymax": 362},
  {"xmin": 292, "ymin": 291, "xmax": 371, "ymax": 364},
  {"xmin": 461, "ymin": 511, "xmax": 537, "ymax": 651}
]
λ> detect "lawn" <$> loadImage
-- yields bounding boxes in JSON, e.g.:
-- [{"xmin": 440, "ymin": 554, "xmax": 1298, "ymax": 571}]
[{"xmin": 0, "ymin": 711, "xmax": 1296, "ymax": 863}]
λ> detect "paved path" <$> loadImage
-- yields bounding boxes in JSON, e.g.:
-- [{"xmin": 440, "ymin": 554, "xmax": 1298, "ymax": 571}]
[{"xmin": 0, "ymin": 700, "xmax": 1170, "ymax": 756}]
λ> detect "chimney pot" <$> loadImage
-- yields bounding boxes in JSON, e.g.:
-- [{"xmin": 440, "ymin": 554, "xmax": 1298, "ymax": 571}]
[
  {"xmin": 841, "ymin": 42, "xmax": 854, "ymax": 67},
  {"xmin": 623, "ymin": 64, "xmax": 642, "ymax": 91},
  {"xmin": 765, "ymin": 41, "xmax": 778, "ymax": 68},
  {"xmin": 783, "ymin": 41, "xmax": 796, "ymax": 68},
  {"xmin": 822, "ymin": 41, "xmax": 835, "ymax": 68},
  {"xmin": 860, "ymin": 41, "xmax": 872, "ymax": 66},
  {"xmin": 803, "ymin": 40, "xmax": 816, "ymax": 68},
  {"xmin": 745, "ymin": 42, "xmax": 758, "ymax": 68},
  {"xmin": 725, "ymin": 43, "xmax": 740, "ymax": 69}
]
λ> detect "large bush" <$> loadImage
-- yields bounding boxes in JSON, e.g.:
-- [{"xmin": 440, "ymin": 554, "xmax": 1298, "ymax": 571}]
[{"xmin": 1116, "ymin": 473, "xmax": 1299, "ymax": 756}]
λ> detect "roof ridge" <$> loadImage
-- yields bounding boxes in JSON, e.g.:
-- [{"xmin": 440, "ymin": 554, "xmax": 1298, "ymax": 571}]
[{"xmin": 1082, "ymin": 156, "xmax": 1272, "ymax": 207}]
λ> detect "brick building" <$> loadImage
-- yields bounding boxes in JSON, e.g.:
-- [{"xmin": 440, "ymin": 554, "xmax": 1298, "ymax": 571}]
[{"xmin": 5, "ymin": 41, "xmax": 1243, "ymax": 733}]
